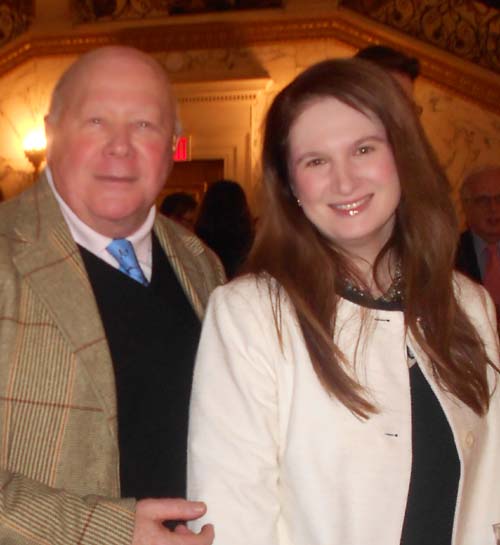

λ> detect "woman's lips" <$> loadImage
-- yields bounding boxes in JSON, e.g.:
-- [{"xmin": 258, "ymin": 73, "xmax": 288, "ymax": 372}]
[{"xmin": 329, "ymin": 195, "xmax": 372, "ymax": 216}]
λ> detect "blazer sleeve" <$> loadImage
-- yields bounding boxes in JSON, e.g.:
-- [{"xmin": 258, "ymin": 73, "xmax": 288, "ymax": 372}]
[
  {"xmin": 0, "ymin": 469, "xmax": 136, "ymax": 545},
  {"xmin": 187, "ymin": 280, "xmax": 282, "ymax": 545},
  {"xmin": 0, "ymin": 217, "xmax": 136, "ymax": 545}
]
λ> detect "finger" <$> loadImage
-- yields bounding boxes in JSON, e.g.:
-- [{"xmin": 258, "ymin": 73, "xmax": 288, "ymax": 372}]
[
  {"xmin": 139, "ymin": 498, "xmax": 207, "ymax": 521},
  {"xmin": 199, "ymin": 523, "xmax": 215, "ymax": 541},
  {"xmin": 173, "ymin": 524, "xmax": 192, "ymax": 535}
]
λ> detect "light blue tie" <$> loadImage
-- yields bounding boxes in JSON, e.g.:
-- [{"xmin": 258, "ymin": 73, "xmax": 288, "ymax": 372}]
[{"xmin": 106, "ymin": 239, "xmax": 148, "ymax": 286}]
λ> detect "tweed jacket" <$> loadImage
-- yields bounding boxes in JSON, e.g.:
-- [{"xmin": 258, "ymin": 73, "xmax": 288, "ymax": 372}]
[{"xmin": 0, "ymin": 174, "xmax": 225, "ymax": 545}]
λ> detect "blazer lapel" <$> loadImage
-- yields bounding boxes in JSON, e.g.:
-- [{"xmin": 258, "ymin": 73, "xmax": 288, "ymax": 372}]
[
  {"xmin": 11, "ymin": 175, "xmax": 119, "ymax": 437},
  {"xmin": 154, "ymin": 219, "xmax": 207, "ymax": 320}
]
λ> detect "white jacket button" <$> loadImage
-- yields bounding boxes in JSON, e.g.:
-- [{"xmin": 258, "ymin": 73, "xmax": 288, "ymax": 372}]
[{"xmin": 465, "ymin": 432, "xmax": 475, "ymax": 447}]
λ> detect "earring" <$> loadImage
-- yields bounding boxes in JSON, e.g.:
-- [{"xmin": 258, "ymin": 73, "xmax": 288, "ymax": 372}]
[{"xmin": 297, "ymin": 198, "xmax": 302, "ymax": 207}]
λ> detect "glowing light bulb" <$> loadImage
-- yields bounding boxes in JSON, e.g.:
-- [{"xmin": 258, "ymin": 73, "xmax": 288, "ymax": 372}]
[{"xmin": 23, "ymin": 129, "xmax": 46, "ymax": 152}]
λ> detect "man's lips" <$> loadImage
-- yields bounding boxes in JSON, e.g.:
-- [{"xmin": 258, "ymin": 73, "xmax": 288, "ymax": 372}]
[{"xmin": 93, "ymin": 174, "xmax": 137, "ymax": 182}]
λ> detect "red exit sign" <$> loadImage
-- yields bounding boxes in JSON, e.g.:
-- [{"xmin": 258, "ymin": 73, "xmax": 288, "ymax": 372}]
[{"xmin": 173, "ymin": 136, "xmax": 191, "ymax": 162}]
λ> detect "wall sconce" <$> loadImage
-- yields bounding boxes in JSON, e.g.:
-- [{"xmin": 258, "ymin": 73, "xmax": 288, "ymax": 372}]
[{"xmin": 23, "ymin": 129, "xmax": 46, "ymax": 179}]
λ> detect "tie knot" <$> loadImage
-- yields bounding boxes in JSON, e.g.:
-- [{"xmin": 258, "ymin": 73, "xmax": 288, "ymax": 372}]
[{"xmin": 106, "ymin": 239, "xmax": 148, "ymax": 286}]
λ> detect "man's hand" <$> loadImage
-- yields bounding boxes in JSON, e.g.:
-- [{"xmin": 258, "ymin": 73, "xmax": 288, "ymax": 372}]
[{"xmin": 132, "ymin": 498, "xmax": 214, "ymax": 545}]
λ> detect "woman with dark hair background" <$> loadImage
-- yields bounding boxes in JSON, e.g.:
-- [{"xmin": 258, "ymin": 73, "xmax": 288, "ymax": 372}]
[
  {"xmin": 188, "ymin": 58, "xmax": 500, "ymax": 545},
  {"xmin": 195, "ymin": 179, "xmax": 254, "ymax": 278}
]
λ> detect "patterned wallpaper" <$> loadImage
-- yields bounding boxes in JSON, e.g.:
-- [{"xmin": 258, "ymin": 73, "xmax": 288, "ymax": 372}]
[
  {"xmin": 340, "ymin": 0, "xmax": 500, "ymax": 72},
  {"xmin": 73, "ymin": 0, "xmax": 282, "ymax": 22},
  {"xmin": 0, "ymin": 0, "xmax": 34, "ymax": 47}
]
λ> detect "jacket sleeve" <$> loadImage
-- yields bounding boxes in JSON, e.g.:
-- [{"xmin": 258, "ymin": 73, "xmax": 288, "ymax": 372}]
[
  {"xmin": 0, "ymin": 469, "xmax": 136, "ymax": 545},
  {"xmin": 187, "ymin": 280, "xmax": 282, "ymax": 545}
]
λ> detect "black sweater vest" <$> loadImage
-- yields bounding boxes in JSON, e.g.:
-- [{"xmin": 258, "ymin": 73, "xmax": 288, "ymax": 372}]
[{"xmin": 79, "ymin": 235, "xmax": 201, "ymax": 499}]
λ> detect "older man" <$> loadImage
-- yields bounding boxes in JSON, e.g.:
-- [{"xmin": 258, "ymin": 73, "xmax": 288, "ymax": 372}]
[
  {"xmin": 0, "ymin": 46, "xmax": 224, "ymax": 545},
  {"xmin": 457, "ymin": 165, "xmax": 500, "ymax": 311}
]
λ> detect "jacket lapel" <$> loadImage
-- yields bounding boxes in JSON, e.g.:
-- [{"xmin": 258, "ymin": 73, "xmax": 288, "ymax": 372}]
[
  {"xmin": 11, "ymin": 175, "xmax": 119, "ymax": 437},
  {"xmin": 154, "ymin": 218, "xmax": 207, "ymax": 320}
]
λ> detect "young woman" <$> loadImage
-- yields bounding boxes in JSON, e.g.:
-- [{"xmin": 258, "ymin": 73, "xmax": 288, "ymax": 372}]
[{"xmin": 187, "ymin": 58, "xmax": 500, "ymax": 545}]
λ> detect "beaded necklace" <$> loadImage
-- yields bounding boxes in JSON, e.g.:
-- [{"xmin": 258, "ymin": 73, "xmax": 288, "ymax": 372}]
[{"xmin": 342, "ymin": 263, "xmax": 403, "ymax": 304}]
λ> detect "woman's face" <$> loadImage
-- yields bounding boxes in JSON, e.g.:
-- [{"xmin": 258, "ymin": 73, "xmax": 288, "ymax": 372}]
[{"xmin": 288, "ymin": 97, "xmax": 401, "ymax": 263}]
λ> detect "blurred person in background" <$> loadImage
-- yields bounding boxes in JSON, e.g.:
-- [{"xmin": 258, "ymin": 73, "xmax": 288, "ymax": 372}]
[
  {"xmin": 457, "ymin": 165, "xmax": 500, "ymax": 319},
  {"xmin": 195, "ymin": 179, "xmax": 254, "ymax": 278},
  {"xmin": 355, "ymin": 44, "xmax": 420, "ymax": 98},
  {"xmin": 160, "ymin": 191, "xmax": 198, "ymax": 230}
]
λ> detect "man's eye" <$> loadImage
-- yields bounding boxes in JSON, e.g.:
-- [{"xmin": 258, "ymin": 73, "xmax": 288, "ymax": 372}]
[
  {"xmin": 90, "ymin": 118, "xmax": 102, "ymax": 125},
  {"xmin": 137, "ymin": 120, "xmax": 152, "ymax": 129}
]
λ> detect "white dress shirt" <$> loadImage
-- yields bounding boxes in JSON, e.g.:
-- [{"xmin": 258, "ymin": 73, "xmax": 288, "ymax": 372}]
[{"xmin": 45, "ymin": 167, "xmax": 154, "ymax": 281}]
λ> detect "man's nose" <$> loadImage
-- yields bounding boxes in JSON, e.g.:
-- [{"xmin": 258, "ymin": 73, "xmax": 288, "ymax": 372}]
[{"xmin": 105, "ymin": 126, "xmax": 133, "ymax": 157}]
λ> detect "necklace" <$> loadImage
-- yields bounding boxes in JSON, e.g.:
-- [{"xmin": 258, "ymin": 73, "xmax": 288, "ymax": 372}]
[{"xmin": 342, "ymin": 263, "xmax": 403, "ymax": 304}]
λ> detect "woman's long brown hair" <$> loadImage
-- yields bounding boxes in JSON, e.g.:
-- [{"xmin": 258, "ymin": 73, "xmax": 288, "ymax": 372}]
[{"xmin": 244, "ymin": 58, "xmax": 495, "ymax": 418}]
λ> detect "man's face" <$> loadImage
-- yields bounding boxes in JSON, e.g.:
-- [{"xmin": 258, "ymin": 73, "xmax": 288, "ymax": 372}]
[
  {"xmin": 463, "ymin": 169, "xmax": 500, "ymax": 244},
  {"xmin": 45, "ymin": 51, "xmax": 175, "ymax": 238}
]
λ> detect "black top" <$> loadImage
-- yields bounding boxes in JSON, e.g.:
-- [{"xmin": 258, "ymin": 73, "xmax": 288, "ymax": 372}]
[
  {"xmin": 400, "ymin": 362, "xmax": 460, "ymax": 545},
  {"xmin": 79, "ymin": 234, "xmax": 201, "ymax": 499},
  {"xmin": 341, "ymin": 288, "xmax": 460, "ymax": 545}
]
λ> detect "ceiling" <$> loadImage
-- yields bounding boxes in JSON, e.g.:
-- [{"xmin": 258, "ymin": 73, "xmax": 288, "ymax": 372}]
[{"xmin": 0, "ymin": 1, "xmax": 499, "ymax": 112}]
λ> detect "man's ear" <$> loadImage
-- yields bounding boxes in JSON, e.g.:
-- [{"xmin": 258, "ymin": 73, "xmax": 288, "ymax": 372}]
[{"xmin": 44, "ymin": 114, "xmax": 53, "ymax": 158}]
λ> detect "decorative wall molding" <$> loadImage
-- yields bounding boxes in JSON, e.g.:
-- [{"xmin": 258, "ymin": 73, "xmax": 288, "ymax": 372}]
[
  {"xmin": 0, "ymin": 14, "xmax": 498, "ymax": 113},
  {"xmin": 174, "ymin": 78, "xmax": 272, "ymax": 104},
  {"xmin": 340, "ymin": 0, "xmax": 500, "ymax": 73},
  {"xmin": 0, "ymin": 1, "xmax": 34, "ymax": 47},
  {"xmin": 72, "ymin": 0, "xmax": 282, "ymax": 23}
]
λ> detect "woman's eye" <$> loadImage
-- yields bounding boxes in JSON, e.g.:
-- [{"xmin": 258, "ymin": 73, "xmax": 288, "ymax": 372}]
[
  {"xmin": 137, "ymin": 120, "xmax": 152, "ymax": 129},
  {"xmin": 305, "ymin": 158, "xmax": 325, "ymax": 167},
  {"xmin": 357, "ymin": 145, "xmax": 374, "ymax": 155},
  {"xmin": 90, "ymin": 118, "xmax": 102, "ymax": 125}
]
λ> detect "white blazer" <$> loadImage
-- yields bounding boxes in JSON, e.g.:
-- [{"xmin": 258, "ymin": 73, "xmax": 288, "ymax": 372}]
[{"xmin": 188, "ymin": 273, "xmax": 500, "ymax": 545}]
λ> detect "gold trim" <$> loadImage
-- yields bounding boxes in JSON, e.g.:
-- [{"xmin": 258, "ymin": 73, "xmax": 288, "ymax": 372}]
[{"xmin": 1, "ymin": 13, "xmax": 499, "ymax": 113}]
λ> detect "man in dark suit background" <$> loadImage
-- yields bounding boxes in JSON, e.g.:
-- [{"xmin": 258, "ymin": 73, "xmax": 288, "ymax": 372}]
[
  {"xmin": 456, "ymin": 166, "xmax": 500, "ymax": 311},
  {"xmin": 0, "ymin": 46, "xmax": 223, "ymax": 545}
]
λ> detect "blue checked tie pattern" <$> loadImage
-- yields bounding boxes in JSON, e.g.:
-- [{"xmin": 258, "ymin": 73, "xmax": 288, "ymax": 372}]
[{"xmin": 106, "ymin": 239, "xmax": 148, "ymax": 286}]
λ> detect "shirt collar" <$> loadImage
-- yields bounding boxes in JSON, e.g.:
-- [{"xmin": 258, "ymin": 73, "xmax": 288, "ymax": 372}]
[{"xmin": 45, "ymin": 166, "xmax": 155, "ymax": 270}]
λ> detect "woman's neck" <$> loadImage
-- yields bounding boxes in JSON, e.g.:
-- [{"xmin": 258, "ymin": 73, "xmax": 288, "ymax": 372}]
[{"xmin": 350, "ymin": 252, "xmax": 398, "ymax": 298}]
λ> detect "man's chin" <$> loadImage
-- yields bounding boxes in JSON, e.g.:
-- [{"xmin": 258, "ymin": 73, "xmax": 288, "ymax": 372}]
[{"xmin": 86, "ymin": 209, "xmax": 149, "ymax": 238}]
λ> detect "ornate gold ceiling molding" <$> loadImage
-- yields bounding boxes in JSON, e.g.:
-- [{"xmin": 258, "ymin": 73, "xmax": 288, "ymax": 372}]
[
  {"xmin": 0, "ymin": 1, "xmax": 34, "ymax": 48},
  {"xmin": 340, "ymin": 0, "xmax": 500, "ymax": 73},
  {"xmin": 1, "ymin": 13, "xmax": 498, "ymax": 113}
]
